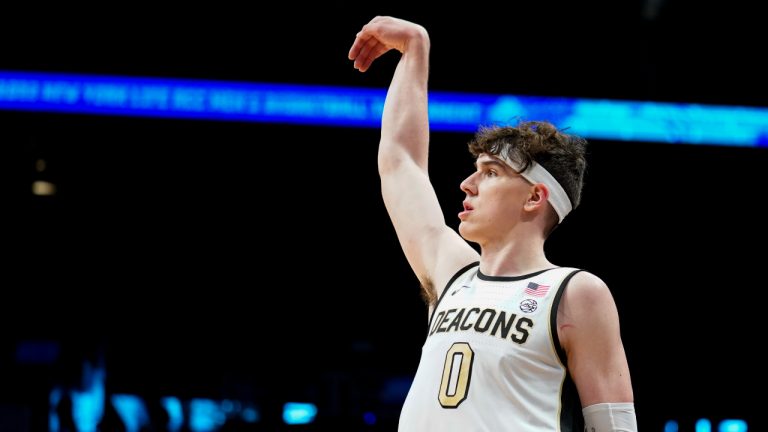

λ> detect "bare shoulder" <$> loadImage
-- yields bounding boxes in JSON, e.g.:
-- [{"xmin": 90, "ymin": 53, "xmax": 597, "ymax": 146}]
[
  {"xmin": 563, "ymin": 271, "xmax": 617, "ymax": 310},
  {"xmin": 558, "ymin": 271, "xmax": 620, "ymax": 341}
]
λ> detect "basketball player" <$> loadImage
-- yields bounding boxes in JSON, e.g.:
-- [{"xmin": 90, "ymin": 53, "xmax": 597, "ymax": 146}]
[{"xmin": 348, "ymin": 16, "xmax": 637, "ymax": 431}]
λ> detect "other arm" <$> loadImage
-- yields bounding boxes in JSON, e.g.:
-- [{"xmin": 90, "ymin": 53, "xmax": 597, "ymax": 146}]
[{"xmin": 558, "ymin": 272, "xmax": 637, "ymax": 430}]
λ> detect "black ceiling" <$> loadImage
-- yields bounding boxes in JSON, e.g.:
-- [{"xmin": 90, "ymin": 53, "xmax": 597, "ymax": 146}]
[{"xmin": 2, "ymin": 1, "xmax": 764, "ymax": 106}]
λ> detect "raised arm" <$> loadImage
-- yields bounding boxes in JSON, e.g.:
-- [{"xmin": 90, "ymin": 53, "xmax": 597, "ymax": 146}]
[{"xmin": 348, "ymin": 17, "xmax": 477, "ymax": 301}]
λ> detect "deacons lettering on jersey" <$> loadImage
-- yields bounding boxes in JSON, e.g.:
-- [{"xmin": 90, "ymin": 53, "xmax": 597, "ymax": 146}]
[{"xmin": 399, "ymin": 263, "xmax": 583, "ymax": 432}]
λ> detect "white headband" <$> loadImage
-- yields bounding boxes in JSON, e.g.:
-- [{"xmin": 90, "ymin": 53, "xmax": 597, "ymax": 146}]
[{"xmin": 498, "ymin": 155, "xmax": 573, "ymax": 223}]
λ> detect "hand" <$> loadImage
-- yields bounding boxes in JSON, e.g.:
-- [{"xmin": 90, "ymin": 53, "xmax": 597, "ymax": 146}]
[{"xmin": 348, "ymin": 16, "xmax": 429, "ymax": 72}]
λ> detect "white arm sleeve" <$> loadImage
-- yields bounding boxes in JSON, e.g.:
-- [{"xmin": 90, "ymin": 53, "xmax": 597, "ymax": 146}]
[{"xmin": 582, "ymin": 403, "xmax": 638, "ymax": 432}]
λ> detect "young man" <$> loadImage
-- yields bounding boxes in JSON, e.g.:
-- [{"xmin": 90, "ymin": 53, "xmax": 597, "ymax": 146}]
[{"xmin": 349, "ymin": 16, "xmax": 637, "ymax": 432}]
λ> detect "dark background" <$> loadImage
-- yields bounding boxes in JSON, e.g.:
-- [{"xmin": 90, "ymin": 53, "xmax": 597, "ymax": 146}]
[{"xmin": 1, "ymin": 1, "xmax": 765, "ymax": 430}]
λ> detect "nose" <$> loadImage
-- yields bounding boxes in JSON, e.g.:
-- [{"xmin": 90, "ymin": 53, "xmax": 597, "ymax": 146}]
[{"xmin": 460, "ymin": 172, "xmax": 478, "ymax": 195}]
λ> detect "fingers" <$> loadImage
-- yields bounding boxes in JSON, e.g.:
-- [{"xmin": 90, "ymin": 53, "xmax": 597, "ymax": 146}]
[
  {"xmin": 348, "ymin": 17, "xmax": 395, "ymax": 72},
  {"xmin": 369, "ymin": 44, "xmax": 390, "ymax": 64},
  {"xmin": 348, "ymin": 20, "xmax": 379, "ymax": 60},
  {"xmin": 354, "ymin": 35, "xmax": 384, "ymax": 72},
  {"xmin": 347, "ymin": 31, "xmax": 367, "ymax": 60}
]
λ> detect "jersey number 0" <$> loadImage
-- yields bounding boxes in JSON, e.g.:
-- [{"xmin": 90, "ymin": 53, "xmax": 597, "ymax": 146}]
[{"xmin": 438, "ymin": 342, "xmax": 475, "ymax": 408}]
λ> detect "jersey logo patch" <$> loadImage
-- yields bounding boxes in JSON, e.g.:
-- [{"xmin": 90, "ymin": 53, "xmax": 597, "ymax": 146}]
[{"xmin": 519, "ymin": 298, "xmax": 538, "ymax": 313}]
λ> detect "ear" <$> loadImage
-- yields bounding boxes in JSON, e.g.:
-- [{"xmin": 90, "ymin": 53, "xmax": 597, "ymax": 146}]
[{"xmin": 524, "ymin": 183, "xmax": 550, "ymax": 213}]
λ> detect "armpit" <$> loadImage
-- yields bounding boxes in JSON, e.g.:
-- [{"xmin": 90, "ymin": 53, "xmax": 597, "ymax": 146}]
[{"xmin": 420, "ymin": 279, "xmax": 437, "ymax": 305}]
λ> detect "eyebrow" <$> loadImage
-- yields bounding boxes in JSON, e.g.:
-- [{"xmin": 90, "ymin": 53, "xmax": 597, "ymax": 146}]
[{"xmin": 474, "ymin": 159, "xmax": 507, "ymax": 169}]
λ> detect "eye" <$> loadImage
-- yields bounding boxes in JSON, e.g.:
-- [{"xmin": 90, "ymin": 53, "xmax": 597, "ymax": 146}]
[{"xmin": 485, "ymin": 169, "xmax": 497, "ymax": 177}]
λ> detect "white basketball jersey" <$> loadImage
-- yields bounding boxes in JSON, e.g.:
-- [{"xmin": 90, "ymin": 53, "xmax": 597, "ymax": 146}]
[{"xmin": 399, "ymin": 263, "xmax": 583, "ymax": 432}]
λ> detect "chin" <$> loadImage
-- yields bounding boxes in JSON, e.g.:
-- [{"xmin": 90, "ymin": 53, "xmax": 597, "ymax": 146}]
[{"xmin": 458, "ymin": 223, "xmax": 478, "ymax": 242}]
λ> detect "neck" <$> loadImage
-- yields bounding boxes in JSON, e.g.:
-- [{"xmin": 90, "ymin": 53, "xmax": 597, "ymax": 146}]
[{"xmin": 478, "ymin": 227, "xmax": 551, "ymax": 277}]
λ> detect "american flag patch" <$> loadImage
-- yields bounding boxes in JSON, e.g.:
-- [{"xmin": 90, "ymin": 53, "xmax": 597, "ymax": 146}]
[{"xmin": 524, "ymin": 282, "xmax": 550, "ymax": 297}]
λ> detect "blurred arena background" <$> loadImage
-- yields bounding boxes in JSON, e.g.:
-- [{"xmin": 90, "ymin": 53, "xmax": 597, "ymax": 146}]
[{"xmin": 1, "ymin": 1, "xmax": 764, "ymax": 431}]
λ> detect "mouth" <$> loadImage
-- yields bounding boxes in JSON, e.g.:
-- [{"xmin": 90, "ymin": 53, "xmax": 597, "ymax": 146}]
[{"xmin": 463, "ymin": 201, "xmax": 474, "ymax": 211}]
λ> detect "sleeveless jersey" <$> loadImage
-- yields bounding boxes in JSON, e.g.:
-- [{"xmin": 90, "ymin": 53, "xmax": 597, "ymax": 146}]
[{"xmin": 399, "ymin": 262, "xmax": 583, "ymax": 432}]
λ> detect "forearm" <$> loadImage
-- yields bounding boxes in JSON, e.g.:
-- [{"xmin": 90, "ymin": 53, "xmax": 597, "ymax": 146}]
[{"xmin": 379, "ymin": 28, "xmax": 430, "ymax": 173}]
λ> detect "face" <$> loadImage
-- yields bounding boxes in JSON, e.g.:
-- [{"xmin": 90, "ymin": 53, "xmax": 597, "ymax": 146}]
[{"xmin": 458, "ymin": 154, "xmax": 534, "ymax": 244}]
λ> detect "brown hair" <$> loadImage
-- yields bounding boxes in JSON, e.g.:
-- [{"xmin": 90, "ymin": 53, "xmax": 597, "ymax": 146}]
[{"xmin": 467, "ymin": 120, "xmax": 587, "ymax": 210}]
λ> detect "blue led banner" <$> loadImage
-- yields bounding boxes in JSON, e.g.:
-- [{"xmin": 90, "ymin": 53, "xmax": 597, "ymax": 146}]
[{"xmin": 2, "ymin": 71, "xmax": 767, "ymax": 147}]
